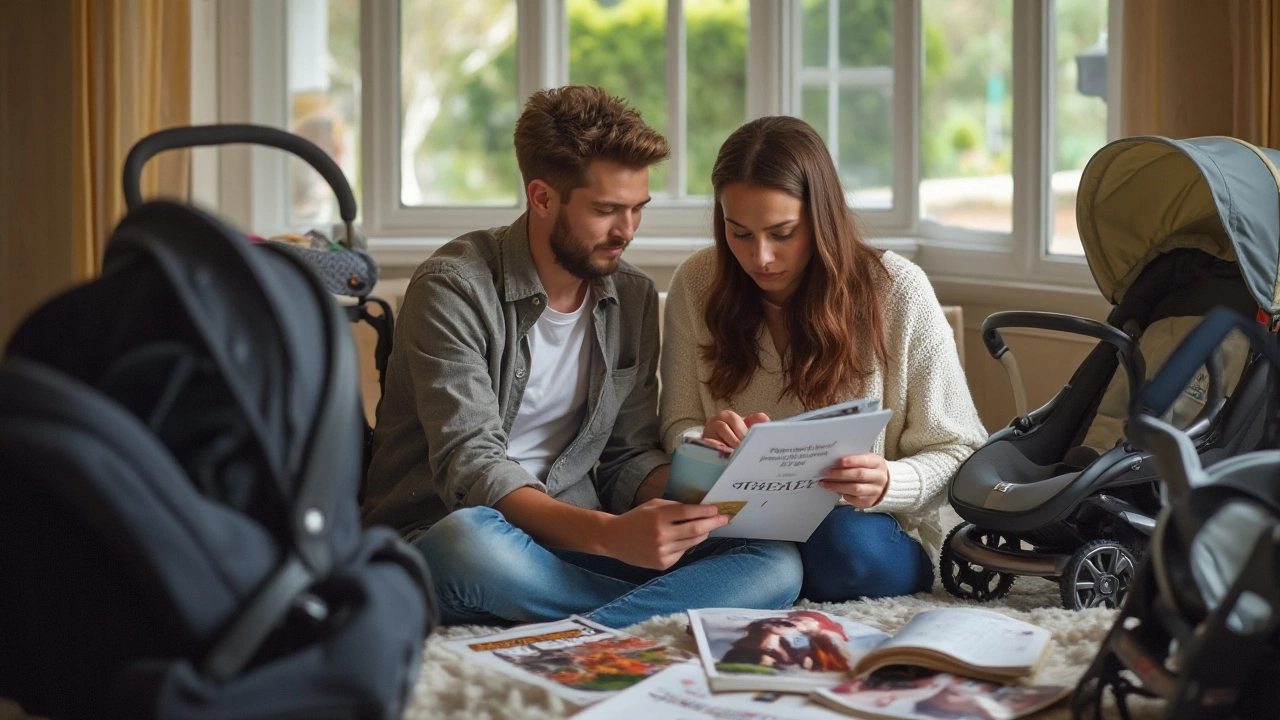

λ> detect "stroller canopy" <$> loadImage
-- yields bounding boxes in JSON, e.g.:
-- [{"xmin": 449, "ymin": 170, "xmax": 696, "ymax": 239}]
[{"xmin": 1076, "ymin": 136, "xmax": 1280, "ymax": 319}]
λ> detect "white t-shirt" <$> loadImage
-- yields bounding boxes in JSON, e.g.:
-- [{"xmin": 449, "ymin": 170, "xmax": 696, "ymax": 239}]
[{"xmin": 506, "ymin": 293, "xmax": 594, "ymax": 482}]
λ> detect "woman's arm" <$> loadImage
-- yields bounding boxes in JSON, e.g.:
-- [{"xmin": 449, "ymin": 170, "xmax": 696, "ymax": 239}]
[{"xmin": 873, "ymin": 262, "xmax": 988, "ymax": 515}]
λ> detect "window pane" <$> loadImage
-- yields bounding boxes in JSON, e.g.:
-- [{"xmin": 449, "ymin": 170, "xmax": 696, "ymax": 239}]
[
  {"xmin": 838, "ymin": 0, "xmax": 892, "ymax": 67},
  {"xmin": 801, "ymin": 0, "xmax": 829, "ymax": 68},
  {"xmin": 798, "ymin": 0, "xmax": 894, "ymax": 211},
  {"xmin": 686, "ymin": 0, "xmax": 748, "ymax": 197},
  {"xmin": 287, "ymin": 0, "xmax": 360, "ymax": 225},
  {"xmin": 839, "ymin": 86, "xmax": 893, "ymax": 210},
  {"xmin": 920, "ymin": 0, "xmax": 1013, "ymax": 234},
  {"xmin": 400, "ymin": 0, "xmax": 518, "ymax": 207},
  {"xmin": 1051, "ymin": 0, "xmax": 1108, "ymax": 256},
  {"xmin": 569, "ymin": 0, "xmax": 669, "ymax": 195}
]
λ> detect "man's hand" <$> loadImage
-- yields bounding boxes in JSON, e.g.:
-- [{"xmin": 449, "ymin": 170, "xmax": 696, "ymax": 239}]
[
  {"xmin": 602, "ymin": 500, "xmax": 729, "ymax": 570},
  {"xmin": 702, "ymin": 410, "xmax": 770, "ymax": 448},
  {"xmin": 820, "ymin": 453, "xmax": 890, "ymax": 508}
]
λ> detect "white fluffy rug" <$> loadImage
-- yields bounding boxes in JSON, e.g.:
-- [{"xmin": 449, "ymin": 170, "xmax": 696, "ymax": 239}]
[{"xmin": 402, "ymin": 512, "xmax": 1163, "ymax": 720}]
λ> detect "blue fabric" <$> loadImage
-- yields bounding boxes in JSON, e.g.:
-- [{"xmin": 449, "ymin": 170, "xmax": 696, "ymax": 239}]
[
  {"xmin": 412, "ymin": 506, "xmax": 803, "ymax": 628},
  {"xmin": 798, "ymin": 506, "xmax": 934, "ymax": 602}
]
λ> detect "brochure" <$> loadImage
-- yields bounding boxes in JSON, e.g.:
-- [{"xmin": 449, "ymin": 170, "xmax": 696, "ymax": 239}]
[
  {"xmin": 812, "ymin": 668, "xmax": 1070, "ymax": 720},
  {"xmin": 666, "ymin": 398, "xmax": 891, "ymax": 542},
  {"xmin": 574, "ymin": 662, "xmax": 848, "ymax": 720},
  {"xmin": 439, "ymin": 616, "xmax": 694, "ymax": 707},
  {"xmin": 687, "ymin": 608, "xmax": 892, "ymax": 693}
]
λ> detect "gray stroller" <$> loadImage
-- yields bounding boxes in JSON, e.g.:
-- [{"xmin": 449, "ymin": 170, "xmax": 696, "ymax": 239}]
[{"xmin": 942, "ymin": 136, "xmax": 1280, "ymax": 610}]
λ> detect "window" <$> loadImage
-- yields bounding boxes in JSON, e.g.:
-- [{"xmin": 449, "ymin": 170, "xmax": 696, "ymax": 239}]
[{"xmin": 221, "ymin": 0, "xmax": 1119, "ymax": 286}]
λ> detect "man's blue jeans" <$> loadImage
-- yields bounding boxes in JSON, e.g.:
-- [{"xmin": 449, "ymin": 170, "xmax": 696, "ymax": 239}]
[
  {"xmin": 798, "ymin": 506, "xmax": 935, "ymax": 602},
  {"xmin": 412, "ymin": 506, "xmax": 804, "ymax": 628}
]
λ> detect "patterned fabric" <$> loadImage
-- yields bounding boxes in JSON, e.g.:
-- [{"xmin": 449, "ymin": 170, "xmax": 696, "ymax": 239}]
[{"xmin": 269, "ymin": 240, "xmax": 379, "ymax": 297}]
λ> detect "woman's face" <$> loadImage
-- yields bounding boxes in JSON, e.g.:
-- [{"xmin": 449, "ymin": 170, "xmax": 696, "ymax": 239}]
[{"xmin": 719, "ymin": 183, "xmax": 814, "ymax": 305}]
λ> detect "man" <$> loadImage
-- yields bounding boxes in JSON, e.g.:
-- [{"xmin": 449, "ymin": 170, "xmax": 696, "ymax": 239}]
[{"xmin": 362, "ymin": 86, "xmax": 802, "ymax": 628}]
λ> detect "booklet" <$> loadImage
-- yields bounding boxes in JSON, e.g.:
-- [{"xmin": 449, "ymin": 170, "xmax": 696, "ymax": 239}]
[
  {"xmin": 439, "ymin": 616, "xmax": 694, "ymax": 707},
  {"xmin": 574, "ymin": 661, "xmax": 848, "ymax": 720},
  {"xmin": 666, "ymin": 398, "xmax": 892, "ymax": 542},
  {"xmin": 811, "ymin": 668, "xmax": 1071, "ymax": 720},
  {"xmin": 688, "ymin": 608, "xmax": 1053, "ymax": 695},
  {"xmin": 847, "ymin": 608, "xmax": 1053, "ymax": 684},
  {"xmin": 687, "ymin": 608, "xmax": 892, "ymax": 693}
]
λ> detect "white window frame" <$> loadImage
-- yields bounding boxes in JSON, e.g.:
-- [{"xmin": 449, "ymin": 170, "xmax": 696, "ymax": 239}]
[{"xmin": 207, "ymin": 0, "xmax": 1120, "ymax": 288}]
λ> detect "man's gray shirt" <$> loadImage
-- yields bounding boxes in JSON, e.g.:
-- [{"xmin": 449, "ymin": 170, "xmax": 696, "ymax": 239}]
[{"xmin": 362, "ymin": 214, "xmax": 671, "ymax": 536}]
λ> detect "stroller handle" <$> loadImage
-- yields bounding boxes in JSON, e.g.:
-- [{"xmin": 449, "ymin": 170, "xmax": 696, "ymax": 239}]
[{"xmin": 122, "ymin": 124, "xmax": 358, "ymax": 243}]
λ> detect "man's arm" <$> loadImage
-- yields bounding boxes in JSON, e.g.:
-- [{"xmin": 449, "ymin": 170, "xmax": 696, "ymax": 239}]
[
  {"xmin": 401, "ymin": 266, "xmax": 542, "ymax": 511},
  {"xmin": 494, "ymin": 480, "xmax": 726, "ymax": 570}
]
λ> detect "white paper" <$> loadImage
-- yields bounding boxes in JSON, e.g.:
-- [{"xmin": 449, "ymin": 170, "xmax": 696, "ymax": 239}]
[
  {"xmin": 574, "ymin": 662, "xmax": 849, "ymax": 720},
  {"xmin": 439, "ymin": 617, "xmax": 694, "ymax": 707},
  {"xmin": 702, "ymin": 408, "xmax": 893, "ymax": 542}
]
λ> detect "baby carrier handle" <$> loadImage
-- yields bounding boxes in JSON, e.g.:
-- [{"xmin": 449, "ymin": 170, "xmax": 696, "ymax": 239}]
[
  {"xmin": 122, "ymin": 124, "xmax": 359, "ymax": 247},
  {"xmin": 982, "ymin": 311, "xmax": 1145, "ymax": 419}
]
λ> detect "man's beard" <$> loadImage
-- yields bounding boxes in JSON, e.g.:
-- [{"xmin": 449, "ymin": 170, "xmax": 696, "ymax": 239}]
[{"xmin": 550, "ymin": 208, "xmax": 627, "ymax": 280}]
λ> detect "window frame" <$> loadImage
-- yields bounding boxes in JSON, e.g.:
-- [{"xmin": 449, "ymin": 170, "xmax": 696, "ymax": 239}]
[{"xmin": 208, "ymin": 0, "xmax": 1120, "ymax": 288}]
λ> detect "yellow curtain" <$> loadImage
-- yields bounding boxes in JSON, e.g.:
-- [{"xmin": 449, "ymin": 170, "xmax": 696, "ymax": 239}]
[
  {"xmin": 72, "ymin": 0, "xmax": 191, "ymax": 280},
  {"xmin": 1121, "ymin": 0, "xmax": 1280, "ymax": 146}
]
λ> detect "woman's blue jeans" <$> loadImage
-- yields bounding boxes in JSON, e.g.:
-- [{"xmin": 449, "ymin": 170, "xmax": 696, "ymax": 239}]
[
  {"xmin": 412, "ymin": 506, "xmax": 803, "ymax": 628},
  {"xmin": 798, "ymin": 506, "xmax": 935, "ymax": 602}
]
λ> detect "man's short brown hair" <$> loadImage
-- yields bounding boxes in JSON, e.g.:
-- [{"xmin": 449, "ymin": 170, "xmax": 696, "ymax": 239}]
[{"xmin": 513, "ymin": 85, "xmax": 671, "ymax": 201}]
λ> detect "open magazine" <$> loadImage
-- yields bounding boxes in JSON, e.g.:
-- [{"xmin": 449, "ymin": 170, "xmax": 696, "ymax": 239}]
[
  {"xmin": 812, "ymin": 668, "xmax": 1070, "ymax": 720},
  {"xmin": 688, "ymin": 608, "xmax": 1052, "ymax": 694},
  {"xmin": 848, "ymin": 608, "xmax": 1052, "ymax": 684},
  {"xmin": 439, "ymin": 617, "xmax": 694, "ymax": 707},
  {"xmin": 687, "ymin": 608, "xmax": 892, "ymax": 693},
  {"xmin": 666, "ymin": 398, "xmax": 891, "ymax": 542}
]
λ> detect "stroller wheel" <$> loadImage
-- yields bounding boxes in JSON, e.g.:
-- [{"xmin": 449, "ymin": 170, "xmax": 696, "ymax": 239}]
[
  {"xmin": 940, "ymin": 522, "xmax": 1017, "ymax": 602},
  {"xmin": 1059, "ymin": 539, "xmax": 1137, "ymax": 610}
]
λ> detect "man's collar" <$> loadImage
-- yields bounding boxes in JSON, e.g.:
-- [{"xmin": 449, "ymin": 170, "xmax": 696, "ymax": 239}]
[{"xmin": 500, "ymin": 212, "xmax": 619, "ymax": 305}]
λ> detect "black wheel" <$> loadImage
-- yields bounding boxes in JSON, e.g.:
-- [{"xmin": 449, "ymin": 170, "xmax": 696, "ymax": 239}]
[
  {"xmin": 1059, "ymin": 539, "xmax": 1137, "ymax": 610},
  {"xmin": 940, "ymin": 522, "xmax": 1017, "ymax": 602}
]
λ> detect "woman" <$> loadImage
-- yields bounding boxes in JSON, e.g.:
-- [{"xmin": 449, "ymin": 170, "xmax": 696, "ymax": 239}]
[{"xmin": 659, "ymin": 116, "xmax": 987, "ymax": 602}]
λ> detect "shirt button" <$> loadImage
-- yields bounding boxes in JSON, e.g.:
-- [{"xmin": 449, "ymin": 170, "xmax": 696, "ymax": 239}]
[
  {"xmin": 515, "ymin": 368, "xmax": 525, "ymax": 379},
  {"xmin": 532, "ymin": 298, "xmax": 542, "ymax": 306}
]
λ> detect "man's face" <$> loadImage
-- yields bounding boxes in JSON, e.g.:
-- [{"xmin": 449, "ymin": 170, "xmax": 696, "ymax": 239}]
[{"xmin": 549, "ymin": 159, "xmax": 651, "ymax": 280}]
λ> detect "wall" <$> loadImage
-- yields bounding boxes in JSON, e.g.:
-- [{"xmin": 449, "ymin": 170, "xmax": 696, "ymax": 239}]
[{"xmin": 0, "ymin": 2, "xmax": 79, "ymax": 346}]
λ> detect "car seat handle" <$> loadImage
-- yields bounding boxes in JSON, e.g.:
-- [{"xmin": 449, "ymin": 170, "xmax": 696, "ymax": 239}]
[
  {"xmin": 122, "ymin": 124, "xmax": 359, "ymax": 248},
  {"xmin": 983, "ymin": 311, "xmax": 1146, "ymax": 418}
]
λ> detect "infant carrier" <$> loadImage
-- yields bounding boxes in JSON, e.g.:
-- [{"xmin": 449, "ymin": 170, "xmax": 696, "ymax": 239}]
[
  {"xmin": 1075, "ymin": 307, "xmax": 1280, "ymax": 719},
  {"xmin": 0, "ymin": 131, "xmax": 435, "ymax": 717},
  {"xmin": 941, "ymin": 136, "xmax": 1280, "ymax": 610}
]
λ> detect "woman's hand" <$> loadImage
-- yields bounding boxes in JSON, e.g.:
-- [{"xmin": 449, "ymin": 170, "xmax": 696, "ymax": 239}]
[
  {"xmin": 702, "ymin": 409, "xmax": 770, "ymax": 449},
  {"xmin": 820, "ymin": 453, "xmax": 890, "ymax": 508}
]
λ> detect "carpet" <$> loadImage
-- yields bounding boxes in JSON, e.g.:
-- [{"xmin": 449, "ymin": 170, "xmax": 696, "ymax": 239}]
[{"xmin": 401, "ymin": 511, "xmax": 1163, "ymax": 720}]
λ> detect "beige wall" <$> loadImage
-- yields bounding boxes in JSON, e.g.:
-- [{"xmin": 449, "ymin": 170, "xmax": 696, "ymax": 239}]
[{"xmin": 0, "ymin": 2, "xmax": 79, "ymax": 347}]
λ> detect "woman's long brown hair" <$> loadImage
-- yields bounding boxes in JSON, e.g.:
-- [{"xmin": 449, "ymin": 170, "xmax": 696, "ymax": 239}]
[{"xmin": 702, "ymin": 116, "xmax": 889, "ymax": 410}]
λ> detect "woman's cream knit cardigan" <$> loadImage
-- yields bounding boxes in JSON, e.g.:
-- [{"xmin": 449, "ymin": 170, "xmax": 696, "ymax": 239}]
[{"xmin": 659, "ymin": 247, "xmax": 989, "ymax": 560}]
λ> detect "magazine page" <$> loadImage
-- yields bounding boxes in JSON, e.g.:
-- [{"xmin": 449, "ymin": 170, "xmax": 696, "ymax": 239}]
[
  {"xmin": 688, "ymin": 608, "xmax": 891, "ymax": 693},
  {"xmin": 702, "ymin": 408, "xmax": 893, "ymax": 542},
  {"xmin": 440, "ymin": 617, "xmax": 694, "ymax": 707},
  {"xmin": 852, "ymin": 609, "xmax": 1052, "ymax": 680},
  {"xmin": 813, "ymin": 668, "xmax": 1070, "ymax": 720},
  {"xmin": 574, "ymin": 661, "xmax": 851, "ymax": 720}
]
